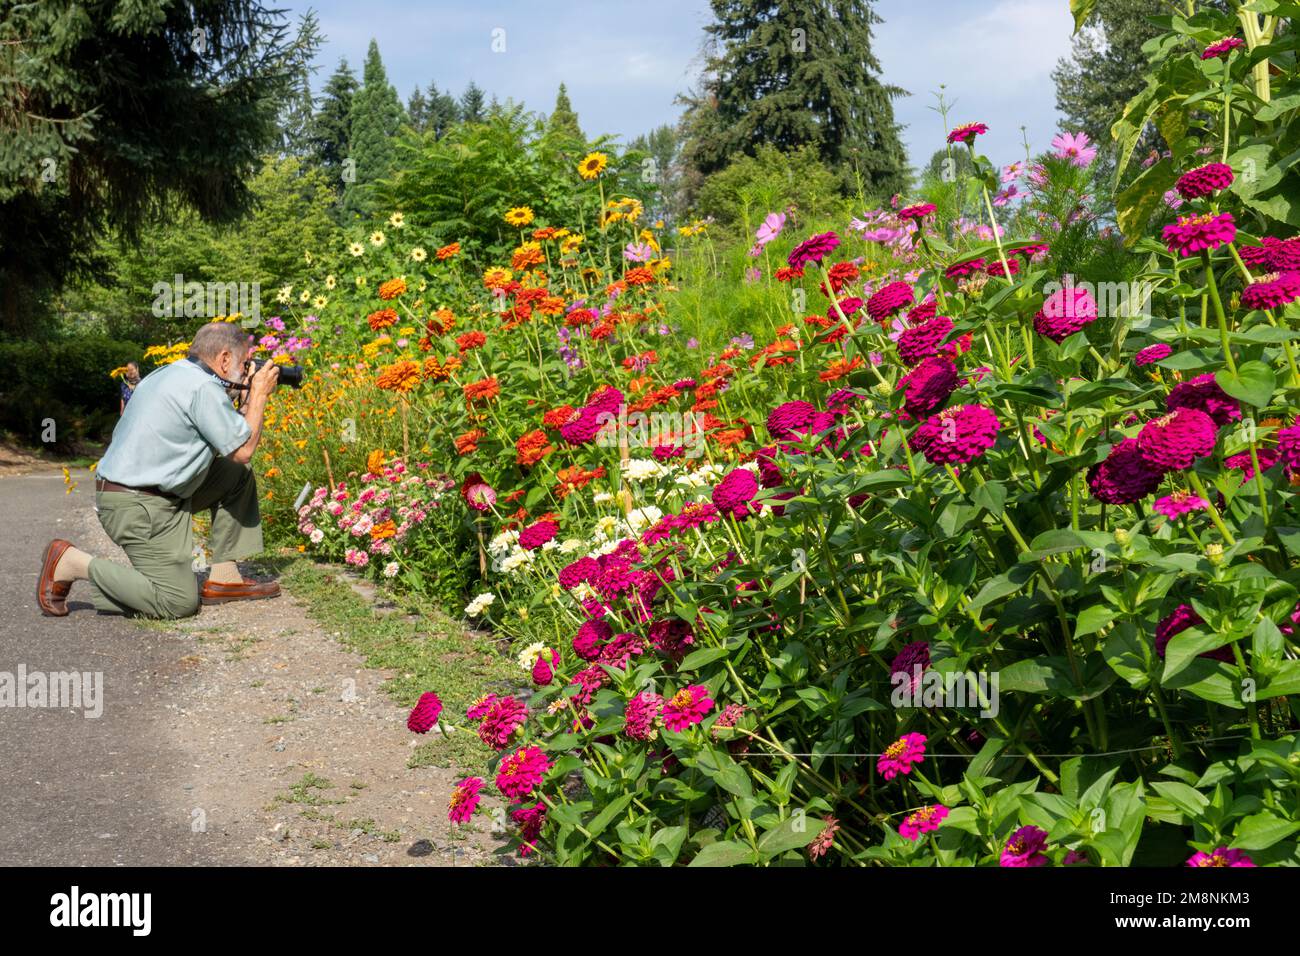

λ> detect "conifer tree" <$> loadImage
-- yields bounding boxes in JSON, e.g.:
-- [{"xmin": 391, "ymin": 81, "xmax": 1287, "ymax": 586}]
[
  {"xmin": 547, "ymin": 83, "xmax": 584, "ymax": 140},
  {"xmin": 343, "ymin": 40, "xmax": 406, "ymax": 217},
  {"xmin": 459, "ymin": 82, "xmax": 487, "ymax": 124},
  {"xmin": 308, "ymin": 58, "xmax": 359, "ymax": 195}
]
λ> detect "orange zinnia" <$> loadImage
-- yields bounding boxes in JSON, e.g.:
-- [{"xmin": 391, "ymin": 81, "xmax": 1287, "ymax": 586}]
[
  {"xmin": 378, "ymin": 277, "xmax": 407, "ymax": 301},
  {"xmin": 511, "ymin": 242, "xmax": 545, "ymax": 271},
  {"xmin": 428, "ymin": 307, "xmax": 456, "ymax": 335},
  {"xmin": 624, "ymin": 267, "xmax": 655, "ymax": 286},
  {"xmin": 366, "ymin": 449, "xmax": 386, "ymax": 473},
  {"xmin": 463, "ymin": 377, "xmax": 501, "ymax": 404},
  {"xmin": 422, "ymin": 355, "xmax": 462, "ymax": 382},
  {"xmin": 454, "ymin": 428, "xmax": 485, "ymax": 455},
  {"xmin": 436, "ymin": 242, "xmax": 461, "ymax": 260},
  {"xmin": 375, "ymin": 360, "xmax": 421, "ymax": 393},
  {"xmin": 370, "ymin": 519, "xmax": 398, "ymax": 540},
  {"xmin": 456, "ymin": 330, "xmax": 487, "ymax": 352},
  {"xmin": 819, "ymin": 356, "xmax": 864, "ymax": 382},
  {"xmin": 368, "ymin": 308, "xmax": 399, "ymax": 331},
  {"xmin": 515, "ymin": 429, "xmax": 554, "ymax": 467}
]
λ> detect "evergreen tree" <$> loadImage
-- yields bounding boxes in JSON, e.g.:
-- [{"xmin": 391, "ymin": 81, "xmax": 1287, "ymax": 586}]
[
  {"xmin": 0, "ymin": 1, "xmax": 318, "ymax": 332},
  {"xmin": 682, "ymin": 0, "xmax": 907, "ymax": 196},
  {"xmin": 547, "ymin": 83, "xmax": 584, "ymax": 140},
  {"xmin": 308, "ymin": 59, "xmax": 359, "ymax": 195},
  {"xmin": 407, "ymin": 86, "xmax": 430, "ymax": 133},
  {"xmin": 278, "ymin": 62, "xmax": 318, "ymax": 159},
  {"xmin": 343, "ymin": 40, "xmax": 406, "ymax": 217},
  {"xmin": 427, "ymin": 86, "xmax": 460, "ymax": 138},
  {"xmin": 1052, "ymin": 0, "xmax": 1168, "ymax": 181},
  {"xmin": 459, "ymin": 82, "xmax": 487, "ymax": 124}
]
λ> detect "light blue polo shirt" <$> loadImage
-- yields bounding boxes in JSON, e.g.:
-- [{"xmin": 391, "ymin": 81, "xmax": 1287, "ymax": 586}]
[{"xmin": 97, "ymin": 359, "xmax": 251, "ymax": 498}]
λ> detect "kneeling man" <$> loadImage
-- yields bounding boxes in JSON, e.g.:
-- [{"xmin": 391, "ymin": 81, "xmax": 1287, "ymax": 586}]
[{"xmin": 38, "ymin": 322, "xmax": 283, "ymax": 618}]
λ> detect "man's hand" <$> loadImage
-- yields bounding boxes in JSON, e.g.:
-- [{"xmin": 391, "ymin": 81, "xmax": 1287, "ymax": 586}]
[{"xmin": 248, "ymin": 359, "xmax": 280, "ymax": 399}]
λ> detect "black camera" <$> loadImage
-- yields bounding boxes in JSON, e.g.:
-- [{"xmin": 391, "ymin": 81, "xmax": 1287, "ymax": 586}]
[{"xmin": 249, "ymin": 357, "xmax": 305, "ymax": 389}]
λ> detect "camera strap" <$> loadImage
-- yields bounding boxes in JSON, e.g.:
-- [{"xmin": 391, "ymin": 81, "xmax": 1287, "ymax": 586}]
[{"xmin": 187, "ymin": 355, "xmax": 249, "ymax": 390}]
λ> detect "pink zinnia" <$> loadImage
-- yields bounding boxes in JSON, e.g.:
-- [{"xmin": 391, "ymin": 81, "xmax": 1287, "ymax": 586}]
[
  {"xmin": 1176, "ymin": 162, "xmax": 1234, "ymax": 200},
  {"xmin": 1087, "ymin": 438, "xmax": 1164, "ymax": 504},
  {"xmin": 1034, "ymin": 285, "xmax": 1098, "ymax": 343},
  {"xmin": 897, "ymin": 315, "xmax": 954, "ymax": 366},
  {"xmin": 1154, "ymin": 491, "xmax": 1209, "ymax": 519},
  {"xmin": 518, "ymin": 518, "xmax": 559, "ymax": 550},
  {"xmin": 623, "ymin": 691, "xmax": 663, "ymax": 740},
  {"xmin": 1241, "ymin": 271, "xmax": 1300, "ymax": 310},
  {"xmin": 767, "ymin": 400, "xmax": 817, "ymax": 440},
  {"xmin": 466, "ymin": 693, "xmax": 497, "ymax": 721},
  {"xmin": 558, "ymin": 556, "xmax": 598, "ymax": 590},
  {"xmin": 1166, "ymin": 373, "xmax": 1240, "ymax": 428},
  {"xmin": 1201, "ymin": 37, "xmax": 1244, "ymax": 59},
  {"xmin": 899, "ymin": 804, "xmax": 949, "ymax": 841},
  {"xmin": 1225, "ymin": 447, "xmax": 1279, "ymax": 481},
  {"xmin": 407, "ymin": 691, "xmax": 443, "ymax": 733},
  {"xmin": 890, "ymin": 641, "xmax": 931, "ymax": 697},
  {"xmin": 1162, "ymin": 212, "xmax": 1236, "ymax": 256},
  {"xmin": 1134, "ymin": 343, "xmax": 1173, "ymax": 366},
  {"xmin": 867, "ymin": 281, "xmax": 915, "ymax": 324},
  {"xmin": 512, "ymin": 801, "xmax": 547, "ymax": 856},
  {"xmin": 1240, "ymin": 236, "xmax": 1300, "ymax": 272},
  {"xmin": 912, "ymin": 404, "xmax": 1001, "ymax": 465},
  {"xmin": 1137, "ymin": 407, "xmax": 1219, "ymax": 471},
  {"xmin": 1000, "ymin": 825, "xmax": 1049, "ymax": 867},
  {"xmin": 447, "ymin": 777, "xmax": 483, "ymax": 823},
  {"xmin": 463, "ymin": 481, "xmax": 496, "ymax": 511},
  {"xmin": 478, "ymin": 695, "xmax": 528, "ymax": 749},
  {"xmin": 712, "ymin": 467, "xmax": 760, "ymax": 519},
  {"xmin": 947, "ymin": 122, "xmax": 987, "ymax": 145},
  {"xmin": 1188, "ymin": 847, "xmax": 1255, "ymax": 867},
  {"xmin": 661, "ymin": 685, "xmax": 715, "ymax": 732},
  {"xmin": 531, "ymin": 648, "xmax": 557, "ymax": 686},
  {"xmin": 495, "ymin": 746, "xmax": 550, "ymax": 800},
  {"xmin": 877, "ymin": 732, "xmax": 927, "ymax": 780},
  {"xmin": 944, "ymin": 258, "xmax": 986, "ymax": 280},
  {"xmin": 900, "ymin": 356, "xmax": 960, "ymax": 417},
  {"xmin": 559, "ymin": 406, "xmax": 605, "ymax": 445},
  {"xmin": 787, "ymin": 231, "xmax": 841, "ymax": 269},
  {"xmin": 572, "ymin": 618, "xmax": 612, "ymax": 661},
  {"xmin": 898, "ymin": 203, "xmax": 936, "ymax": 222}
]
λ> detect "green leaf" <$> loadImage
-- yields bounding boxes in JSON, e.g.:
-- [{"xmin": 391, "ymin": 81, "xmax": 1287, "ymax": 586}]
[
  {"xmin": 677, "ymin": 646, "xmax": 730, "ymax": 671},
  {"xmin": 1116, "ymin": 158, "xmax": 1178, "ymax": 247},
  {"xmin": 756, "ymin": 816, "xmax": 817, "ymax": 857},
  {"xmin": 688, "ymin": 840, "xmax": 759, "ymax": 867},
  {"xmin": 1069, "ymin": 0, "xmax": 1098, "ymax": 33},
  {"xmin": 1231, "ymin": 812, "xmax": 1300, "ymax": 851},
  {"xmin": 1215, "ymin": 362, "xmax": 1276, "ymax": 409}
]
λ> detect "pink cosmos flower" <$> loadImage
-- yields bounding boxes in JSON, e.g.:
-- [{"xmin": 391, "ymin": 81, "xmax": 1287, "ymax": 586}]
[
  {"xmin": 1154, "ymin": 491, "xmax": 1209, "ymax": 519},
  {"xmin": 407, "ymin": 691, "xmax": 443, "ymax": 733},
  {"xmin": 661, "ymin": 685, "xmax": 715, "ymax": 732},
  {"xmin": 495, "ymin": 746, "xmax": 550, "ymax": 800},
  {"xmin": 1034, "ymin": 284, "xmax": 1098, "ymax": 342},
  {"xmin": 1162, "ymin": 212, "xmax": 1236, "ymax": 256},
  {"xmin": 899, "ymin": 804, "xmax": 950, "ymax": 841},
  {"xmin": 1002, "ymin": 161, "xmax": 1024, "ymax": 183},
  {"xmin": 911, "ymin": 404, "xmax": 1001, "ymax": 466},
  {"xmin": 1000, "ymin": 825, "xmax": 1049, "ymax": 867},
  {"xmin": 877, "ymin": 732, "xmax": 927, "ymax": 780},
  {"xmin": 1176, "ymin": 162, "xmax": 1234, "ymax": 200},
  {"xmin": 1201, "ymin": 37, "xmax": 1244, "ymax": 59},
  {"xmin": 1188, "ymin": 847, "xmax": 1255, "ymax": 867},
  {"xmin": 1052, "ymin": 131, "xmax": 1097, "ymax": 167},
  {"xmin": 993, "ymin": 184, "xmax": 1020, "ymax": 206},
  {"xmin": 947, "ymin": 122, "xmax": 988, "ymax": 145},
  {"xmin": 1134, "ymin": 343, "xmax": 1173, "ymax": 366},
  {"xmin": 1241, "ymin": 271, "xmax": 1300, "ymax": 310},
  {"xmin": 755, "ymin": 211, "xmax": 787, "ymax": 247},
  {"xmin": 1164, "ymin": 189, "xmax": 1185, "ymax": 210},
  {"xmin": 447, "ymin": 777, "xmax": 483, "ymax": 823},
  {"xmin": 1137, "ymin": 407, "xmax": 1219, "ymax": 471}
]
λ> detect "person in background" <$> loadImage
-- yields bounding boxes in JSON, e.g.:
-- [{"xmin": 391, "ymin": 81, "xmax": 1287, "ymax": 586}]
[{"xmin": 119, "ymin": 361, "xmax": 141, "ymax": 414}]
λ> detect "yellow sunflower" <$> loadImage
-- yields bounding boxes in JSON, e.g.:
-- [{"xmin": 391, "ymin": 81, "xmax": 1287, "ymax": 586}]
[
  {"xmin": 504, "ymin": 206, "xmax": 535, "ymax": 227},
  {"xmin": 578, "ymin": 152, "xmax": 608, "ymax": 180}
]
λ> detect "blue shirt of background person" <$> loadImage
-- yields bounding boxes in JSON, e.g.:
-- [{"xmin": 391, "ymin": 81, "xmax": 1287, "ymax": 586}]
[{"xmin": 119, "ymin": 361, "xmax": 142, "ymax": 414}]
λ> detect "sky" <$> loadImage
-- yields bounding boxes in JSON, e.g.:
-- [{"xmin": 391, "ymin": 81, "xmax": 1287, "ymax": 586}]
[{"xmin": 286, "ymin": 0, "xmax": 1078, "ymax": 174}]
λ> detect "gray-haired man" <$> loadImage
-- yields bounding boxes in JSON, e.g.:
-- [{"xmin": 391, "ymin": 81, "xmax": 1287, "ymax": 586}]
[{"xmin": 38, "ymin": 322, "xmax": 283, "ymax": 618}]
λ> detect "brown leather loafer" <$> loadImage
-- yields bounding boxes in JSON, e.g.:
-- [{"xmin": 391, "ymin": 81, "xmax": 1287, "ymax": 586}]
[
  {"xmin": 38, "ymin": 539, "xmax": 74, "ymax": 617},
  {"xmin": 200, "ymin": 577, "xmax": 282, "ymax": 606}
]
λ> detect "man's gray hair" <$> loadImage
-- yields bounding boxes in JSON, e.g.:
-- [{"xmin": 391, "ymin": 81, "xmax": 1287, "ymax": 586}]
[{"xmin": 188, "ymin": 323, "xmax": 252, "ymax": 363}]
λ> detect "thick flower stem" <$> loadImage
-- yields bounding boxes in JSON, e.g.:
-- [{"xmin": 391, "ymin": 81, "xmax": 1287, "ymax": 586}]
[
  {"xmin": 1187, "ymin": 470, "xmax": 1236, "ymax": 546},
  {"xmin": 1202, "ymin": 251, "xmax": 1237, "ymax": 375}
]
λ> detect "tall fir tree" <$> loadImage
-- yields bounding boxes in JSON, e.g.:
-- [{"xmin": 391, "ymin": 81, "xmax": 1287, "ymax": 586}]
[
  {"xmin": 547, "ymin": 83, "xmax": 583, "ymax": 140},
  {"xmin": 1052, "ymin": 0, "xmax": 1168, "ymax": 182},
  {"xmin": 459, "ymin": 82, "xmax": 487, "ymax": 124},
  {"xmin": 682, "ymin": 0, "xmax": 907, "ymax": 196},
  {"xmin": 426, "ymin": 85, "xmax": 460, "ymax": 138},
  {"xmin": 407, "ymin": 86, "xmax": 430, "ymax": 133},
  {"xmin": 343, "ymin": 40, "xmax": 406, "ymax": 217},
  {"xmin": 278, "ymin": 61, "xmax": 318, "ymax": 159},
  {"xmin": 309, "ymin": 58, "xmax": 359, "ymax": 196}
]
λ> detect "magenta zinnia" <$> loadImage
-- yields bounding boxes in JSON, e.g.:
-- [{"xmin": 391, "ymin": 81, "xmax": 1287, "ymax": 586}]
[
  {"xmin": 478, "ymin": 694, "xmax": 528, "ymax": 749},
  {"xmin": 877, "ymin": 732, "xmax": 927, "ymax": 780},
  {"xmin": 947, "ymin": 122, "xmax": 987, "ymax": 145},
  {"xmin": 1187, "ymin": 847, "xmax": 1255, "ymax": 867},
  {"xmin": 897, "ymin": 315, "xmax": 954, "ymax": 366},
  {"xmin": 1000, "ymin": 825, "xmax": 1049, "ymax": 867},
  {"xmin": 911, "ymin": 404, "xmax": 1001, "ymax": 465},
  {"xmin": 1166, "ymin": 373, "xmax": 1240, "ymax": 428},
  {"xmin": 899, "ymin": 804, "xmax": 949, "ymax": 841},
  {"xmin": 447, "ymin": 777, "xmax": 483, "ymax": 823},
  {"xmin": 1034, "ymin": 285, "xmax": 1098, "ymax": 342},
  {"xmin": 1241, "ymin": 271, "xmax": 1300, "ymax": 310},
  {"xmin": 1155, "ymin": 604, "xmax": 1233, "ymax": 663},
  {"xmin": 495, "ymin": 745, "xmax": 550, "ymax": 800},
  {"xmin": 897, "ymin": 202, "xmax": 936, "ymax": 222},
  {"xmin": 1087, "ymin": 438, "xmax": 1164, "ymax": 504},
  {"xmin": 1134, "ymin": 343, "xmax": 1173, "ymax": 366},
  {"xmin": 1201, "ymin": 36, "xmax": 1244, "ymax": 59},
  {"xmin": 1137, "ymin": 407, "xmax": 1219, "ymax": 471},
  {"xmin": 787, "ymin": 231, "xmax": 841, "ymax": 269},
  {"xmin": 1154, "ymin": 491, "xmax": 1209, "ymax": 519},
  {"xmin": 712, "ymin": 467, "xmax": 760, "ymax": 519},
  {"xmin": 1176, "ymin": 162, "xmax": 1234, "ymax": 200},
  {"xmin": 407, "ymin": 691, "xmax": 443, "ymax": 733},
  {"xmin": 867, "ymin": 281, "xmax": 915, "ymax": 324},
  {"xmin": 900, "ymin": 356, "xmax": 960, "ymax": 417},
  {"xmin": 1162, "ymin": 212, "xmax": 1236, "ymax": 256},
  {"xmin": 623, "ymin": 691, "xmax": 663, "ymax": 741},
  {"xmin": 518, "ymin": 518, "xmax": 559, "ymax": 551},
  {"xmin": 661, "ymin": 685, "xmax": 715, "ymax": 732}
]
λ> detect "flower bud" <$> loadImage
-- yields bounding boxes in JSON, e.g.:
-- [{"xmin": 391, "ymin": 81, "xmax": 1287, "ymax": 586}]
[
  {"xmin": 1113, "ymin": 528, "xmax": 1131, "ymax": 547},
  {"xmin": 1205, "ymin": 543, "xmax": 1224, "ymax": 565}
]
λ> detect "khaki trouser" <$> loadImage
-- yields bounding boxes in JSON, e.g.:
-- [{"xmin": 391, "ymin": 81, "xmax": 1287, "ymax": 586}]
[{"xmin": 87, "ymin": 457, "xmax": 263, "ymax": 618}]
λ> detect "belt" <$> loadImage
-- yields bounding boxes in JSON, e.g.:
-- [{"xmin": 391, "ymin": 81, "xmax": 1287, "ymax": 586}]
[{"xmin": 95, "ymin": 478, "xmax": 178, "ymax": 500}]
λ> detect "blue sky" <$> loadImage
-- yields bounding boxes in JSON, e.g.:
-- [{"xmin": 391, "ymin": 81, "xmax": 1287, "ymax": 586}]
[{"xmin": 288, "ymin": 0, "xmax": 1077, "ymax": 174}]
